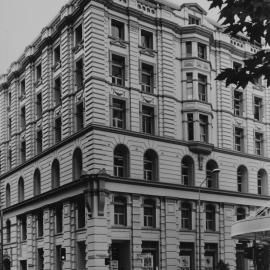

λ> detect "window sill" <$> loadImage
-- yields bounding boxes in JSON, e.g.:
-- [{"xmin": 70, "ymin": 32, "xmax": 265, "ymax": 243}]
[
  {"xmin": 112, "ymin": 225, "xmax": 130, "ymax": 229},
  {"xmin": 75, "ymin": 227, "xmax": 86, "ymax": 232},
  {"xmin": 142, "ymin": 227, "xmax": 159, "ymax": 231},
  {"xmin": 179, "ymin": 228, "xmax": 195, "ymax": 232},
  {"xmin": 204, "ymin": 230, "xmax": 219, "ymax": 234}
]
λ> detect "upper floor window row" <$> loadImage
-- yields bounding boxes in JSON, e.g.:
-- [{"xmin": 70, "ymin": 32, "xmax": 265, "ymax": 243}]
[
  {"xmin": 185, "ymin": 41, "xmax": 207, "ymax": 59},
  {"xmin": 110, "ymin": 19, "xmax": 154, "ymax": 49}
]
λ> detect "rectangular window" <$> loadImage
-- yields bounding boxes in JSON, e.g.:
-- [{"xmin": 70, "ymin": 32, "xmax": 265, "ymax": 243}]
[
  {"xmin": 205, "ymin": 206, "xmax": 215, "ymax": 231},
  {"xmin": 186, "ymin": 73, "xmax": 193, "ymax": 100},
  {"xmin": 21, "ymin": 216, "xmax": 27, "ymax": 241},
  {"xmin": 234, "ymin": 90, "xmax": 243, "ymax": 116},
  {"xmin": 36, "ymin": 130, "xmax": 42, "ymax": 154},
  {"xmin": 233, "ymin": 61, "xmax": 242, "ymax": 72},
  {"xmin": 8, "ymin": 92, "xmax": 11, "ymax": 108},
  {"xmin": 198, "ymin": 43, "xmax": 207, "ymax": 59},
  {"xmin": 8, "ymin": 118, "xmax": 11, "ymax": 140},
  {"xmin": 21, "ymin": 106, "xmax": 26, "ymax": 130},
  {"xmin": 187, "ymin": 113, "xmax": 194, "ymax": 141},
  {"xmin": 180, "ymin": 242, "xmax": 195, "ymax": 270},
  {"xmin": 76, "ymin": 242, "xmax": 86, "ymax": 270},
  {"xmin": 21, "ymin": 141, "xmax": 26, "ymax": 163},
  {"xmin": 143, "ymin": 201, "xmax": 155, "ymax": 227},
  {"xmin": 76, "ymin": 196, "xmax": 85, "ymax": 229},
  {"xmin": 36, "ymin": 63, "xmax": 42, "ymax": 83},
  {"xmin": 141, "ymin": 63, "xmax": 154, "ymax": 93},
  {"xmin": 75, "ymin": 59, "xmax": 84, "ymax": 90},
  {"xmin": 141, "ymin": 30, "xmax": 153, "ymax": 49},
  {"xmin": 189, "ymin": 15, "xmax": 200, "ymax": 25},
  {"xmin": 198, "ymin": 74, "xmax": 207, "ymax": 102},
  {"xmin": 36, "ymin": 93, "xmax": 42, "ymax": 119},
  {"xmin": 112, "ymin": 99, "xmax": 126, "ymax": 129},
  {"xmin": 37, "ymin": 211, "xmax": 43, "ymax": 238},
  {"xmin": 254, "ymin": 96, "xmax": 263, "ymax": 121},
  {"xmin": 55, "ymin": 205, "xmax": 63, "ymax": 234},
  {"xmin": 186, "ymin": 41, "xmax": 192, "ymax": 57},
  {"xmin": 181, "ymin": 203, "xmax": 192, "ymax": 230},
  {"xmin": 235, "ymin": 127, "xmax": 244, "ymax": 151},
  {"xmin": 20, "ymin": 260, "xmax": 27, "ymax": 270},
  {"xmin": 199, "ymin": 114, "xmax": 208, "ymax": 142},
  {"xmin": 111, "ymin": 19, "xmax": 125, "ymax": 40},
  {"xmin": 37, "ymin": 248, "xmax": 44, "ymax": 270},
  {"xmin": 20, "ymin": 79, "xmax": 26, "ymax": 97},
  {"xmin": 54, "ymin": 45, "xmax": 61, "ymax": 65},
  {"xmin": 255, "ymin": 132, "xmax": 263, "ymax": 156},
  {"xmin": 142, "ymin": 106, "xmax": 154, "ymax": 135},
  {"xmin": 54, "ymin": 77, "xmax": 62, "ymax": 106},
  {"xmin": 111, "ymin": 54, "xmax": 125, "ymax": 86},
  {"xmin": 8, "ymin": 149, "xmax": 12, "ymax": 170},
  {"xmin": 55, "ymin": 117, "xmax": 62, "ymax": 144},
  {"xmin": 56, "ymin": 245, "xmax": 62, "ymax": 270},
  {"xmin": 75, "ymin": 24, "xmax": 83, "ymax": 46},
  {"xmin": 75, "ymin": 102, "xmax": 84, "ymax": 131}
]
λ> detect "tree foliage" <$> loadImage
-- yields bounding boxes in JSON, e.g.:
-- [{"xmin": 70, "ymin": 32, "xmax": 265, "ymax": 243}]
[{"xmin": 208, "ymin": 0, "xmax": 270, "ymax": 88}]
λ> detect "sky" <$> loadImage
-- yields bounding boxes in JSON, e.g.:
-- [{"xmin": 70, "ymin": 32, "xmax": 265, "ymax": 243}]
[{"xmin": 0, "ymin": 0, "xmax": 219, "ymax": 75}]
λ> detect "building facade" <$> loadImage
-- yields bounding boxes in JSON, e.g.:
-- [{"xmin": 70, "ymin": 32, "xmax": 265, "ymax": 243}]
[{"xmin": 0, "ymin": 0, "xmax": 269, "ymax": 269}]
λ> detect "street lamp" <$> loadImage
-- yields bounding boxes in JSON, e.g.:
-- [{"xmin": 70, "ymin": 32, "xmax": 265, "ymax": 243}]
[{"xmin": 198, "ymin": 168, "xmax": 220, "ymax": 270}]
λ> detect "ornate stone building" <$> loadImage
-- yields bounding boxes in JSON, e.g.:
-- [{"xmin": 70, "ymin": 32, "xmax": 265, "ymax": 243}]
[{"xmin": 0, "ymin": 0, "xmax": 268, "ymax": 269}]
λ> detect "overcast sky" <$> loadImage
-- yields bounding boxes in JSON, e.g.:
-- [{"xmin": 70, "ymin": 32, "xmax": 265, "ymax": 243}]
[{"xmin": 0, "ymin": 0, "xmax": 219, "ymax": 75}]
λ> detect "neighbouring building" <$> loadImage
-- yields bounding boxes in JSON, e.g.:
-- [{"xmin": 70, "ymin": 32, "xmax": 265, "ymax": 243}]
[{"xmin": 0, "ymin": 0, "xmax": 269, "ymax": 269}]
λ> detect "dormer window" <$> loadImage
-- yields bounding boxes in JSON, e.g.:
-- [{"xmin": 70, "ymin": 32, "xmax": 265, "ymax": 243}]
[{"xmin": 189, "ymin": 15, "xmax": 200, "ymax": 25}]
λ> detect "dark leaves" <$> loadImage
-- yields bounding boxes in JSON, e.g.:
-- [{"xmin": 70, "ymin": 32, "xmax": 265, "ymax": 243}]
[{"xmin": 209, "ymin": 0, "xmax": 270, "ymax": 87}]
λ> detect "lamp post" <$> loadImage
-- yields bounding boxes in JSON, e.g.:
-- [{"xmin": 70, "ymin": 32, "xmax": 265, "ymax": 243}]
[{"xmin": 198, "ymin": 168, "xmax": 220, "ymax": 270}]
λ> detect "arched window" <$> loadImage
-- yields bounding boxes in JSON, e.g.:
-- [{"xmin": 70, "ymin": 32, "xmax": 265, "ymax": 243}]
[
  {"xmin": 205, "ymin": 204, "xmax": 215, "ymax": 231},
  {"xmin": 18, "ymin": 177, "xmax": 25, "ymax": 203},
  {"xmin": 113, "ymin": 144, "xmax": 129, "ymax": 177},
  {"xmin": 236, "ymin": 207, "xmax": 246, "ymax": 221},
  {"xmin": 143, "ymin": 149, "xmax": 158, "ymax": 181},
  {"xmin": 33, "ymin": 169, "xmax": 41, "ymax": 196},
  {"xmin": 237, "ymin": 166, "xmax": 248, "ymax": 192},
  {"xmin": 181, "ymin": 202, "xmax": 192, "ymax": 230},
  {"xmin": 6, "ymin": 184, "xmax": 10, "ymax": 207},
  {"xmin": 6, "ymin": 219, "xmax": 11, "ymax": 243},
  {"xmin": 181, "ymin": 156, "xmax": 194, "ymax": 186},
  {"xmin": 258, "ymin": 169, "xmax": 268, "ymax": 195},
  {"xmin": 51, "ymin": 159, "xmax": 60, "ymax": 188},
  {"xmin": 143, "ymin": 199, "xmax": 156, "ymax": 227},
  {"xmin": 72, "ymin": 148, "xmax": 82, "ymax": 181},
  {"xmin": 114, "ymin": 196, "xmax": 127, "ymax": 226},
  {"xmin": 206, "ymin": 160, "xmax": 219, "ymax": 188}
]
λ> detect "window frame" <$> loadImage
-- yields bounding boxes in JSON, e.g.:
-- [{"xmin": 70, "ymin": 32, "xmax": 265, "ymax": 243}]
[
  {"xmin": 111, "ymin": 53, "xmax": 126, "ymax": 86},
  {"xmin": 234, "ymin": 127, "xmax": 244, "ymax": 152},
  {"xmin": 197, "ymin": 43, "xmax": 207, "ymax": 60},
  {"xmin": 141, "ymin": 105, "xmax": 155, "ymax": 135},
  {"xmin": 205, "ymin": 204, "xmax": 216, "ymax": 231},
  {"xmin": 143, "ymin": 199, "xmax": 156, "ymax": 228},
  {"xmin": 233, "ymin": 90, "xmax": 243, "ymax": 116},
  {"xmin": 181, "ymin": 202, "xmax": 192, "ymax": 230},
  {"xmin": 198, "ymin": 74, "xmax": 207, "ymax": 102},
  {"xmin": 141, "ymin": 29, "xmax": 154, "ymax": 50},
  {"xmin": 111, "ymin": 19, "xmax": 125, "ymax": 40},
  {"xmin": 254, "ymin": 96, "xmax": 263, "ymax": 121},
  {"xmin": 114, "ymin": 196, "xmax": 127, "ymax": 226},
  {"xmin": 199, "ymin": 114, "xmax": 208, "ymax": 143}
]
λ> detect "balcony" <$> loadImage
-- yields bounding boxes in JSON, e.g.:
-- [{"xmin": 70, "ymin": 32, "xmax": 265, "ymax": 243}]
[{"xmin": 188, "ymin": 141, "xmax": 213, "ymax": 155}]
